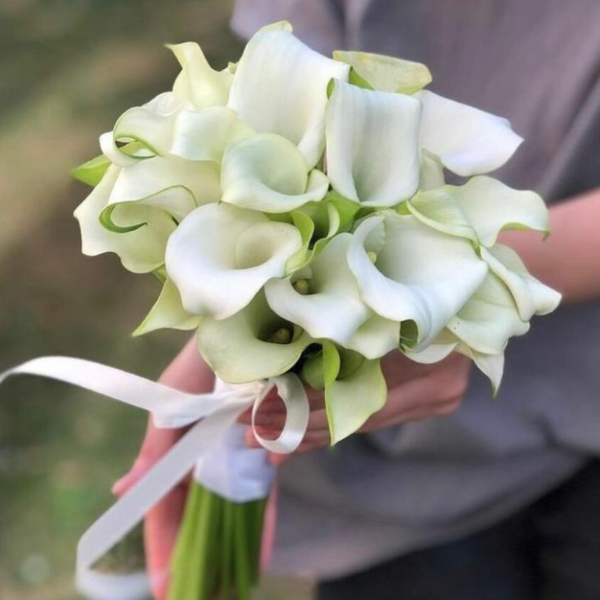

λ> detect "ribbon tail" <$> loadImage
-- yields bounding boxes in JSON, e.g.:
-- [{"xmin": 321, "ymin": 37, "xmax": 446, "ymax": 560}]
[{"xmin": 76, "ymin": 401, "xmax": 248, "ymax": 583}]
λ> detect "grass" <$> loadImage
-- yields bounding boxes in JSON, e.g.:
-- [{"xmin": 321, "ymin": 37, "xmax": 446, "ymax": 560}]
[{"xmin": 0, "ymin": 2, "xmax": 311, "ymax": 598}]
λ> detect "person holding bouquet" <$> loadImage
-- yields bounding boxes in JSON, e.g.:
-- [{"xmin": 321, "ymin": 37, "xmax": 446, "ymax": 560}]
[{"xmin": 114, "ymin": 1, "xmax": 600, "ymax": 598}]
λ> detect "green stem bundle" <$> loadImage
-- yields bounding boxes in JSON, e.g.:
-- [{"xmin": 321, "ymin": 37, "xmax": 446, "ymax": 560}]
[{"xmin": 168, "ymin": 482, "xmax": 268, "ymax": 600}]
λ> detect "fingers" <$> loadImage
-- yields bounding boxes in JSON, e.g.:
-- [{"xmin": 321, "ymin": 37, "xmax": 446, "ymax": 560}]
[
  {"xmin": 255, "ymin": 407, "xmax": 329, "ymax": 432},
  {"xmin": 111, "ymin": 457, "xmax": 153, "ymax": 496},
  {"xmin": 359, "ymin": 360, "xmax": 468, "ymax": 433},
  {"xmin": 238, "ymin": 386, "xmax": 325, "ymax": 426},
  {"xmin": 260, "ymin": 484, "xmax": 278, "ymax": 572}
]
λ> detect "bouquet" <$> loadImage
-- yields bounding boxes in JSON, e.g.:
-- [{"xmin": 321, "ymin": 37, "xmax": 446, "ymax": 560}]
[{"xmin": 1, "ymin": 20, "xmax": 560, "ymax": 600}]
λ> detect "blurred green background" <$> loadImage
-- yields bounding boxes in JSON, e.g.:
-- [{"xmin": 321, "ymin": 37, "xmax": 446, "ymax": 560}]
[{"xmin": 0, "ymin": 1, "xmax": 311, "ymax": 598}]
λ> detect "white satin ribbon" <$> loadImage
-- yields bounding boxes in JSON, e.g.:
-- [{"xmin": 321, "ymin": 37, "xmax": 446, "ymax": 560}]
[{"xmin": 0, "ymin": 356, "xmax": 309, "ymax": 589}]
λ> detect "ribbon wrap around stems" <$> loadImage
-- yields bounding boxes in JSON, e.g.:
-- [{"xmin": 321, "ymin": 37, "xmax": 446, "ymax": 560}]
[{"xmin": 0, "ymin": 356, "xmax": 310, "ymax": 590}]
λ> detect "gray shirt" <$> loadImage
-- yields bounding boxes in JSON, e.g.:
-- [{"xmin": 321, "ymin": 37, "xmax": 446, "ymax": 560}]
[{"xmin": 232, "ymin": 0, "xmax": 600, "ymax": 580}]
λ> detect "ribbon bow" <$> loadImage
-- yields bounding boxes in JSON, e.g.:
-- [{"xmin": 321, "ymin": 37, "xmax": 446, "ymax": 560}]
[{"xmin": 0, "ymin": 356, "xmax": 309, "ymax": 588}]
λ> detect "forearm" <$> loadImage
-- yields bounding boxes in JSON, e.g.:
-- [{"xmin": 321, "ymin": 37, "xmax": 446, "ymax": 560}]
[{"xmin": 501, "ymin": 187, "xmax": 600, "ymax": 304}]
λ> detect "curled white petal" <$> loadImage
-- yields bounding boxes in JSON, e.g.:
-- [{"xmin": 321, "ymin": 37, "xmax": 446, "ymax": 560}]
[
  {"xmin": 170, "ymin": 42, "xmax": 233, "ymax": 109},
  {"xmin": 326, "ymin": 80, "xmax": 421, "ymax": 207},
  {"xmin": 482, "ymin": 244, "xmax": 562, "ymax": 321},
  {"xmin": 417, "ymin": 90, "xmax": 523, "ymax": 176},
  {"xmin": 197, "ymin": 290, "xmax": 312, "ymax": 384},
  {"xmin": 74, "ymin": 166, "xmax": 175, "ymax": 273},
  {"xmin": 348, "ymin": 213, "xmax": 488, "ymax": 349},
  {"xmin": 228, "ymin": 29, "xmax": 349, "ymax": 169},
  {"xmin": 447, "ymin": 273, "xmax": 530, "ymax": 355},
  {"xmin": 170, "ymin": 107, "xmax": 254, "ymax": 162},
  {"xmin": 108, "ymin": 156, "xmax": 220, "ymax": 220},
  {"xmin": 166, "ymin": 204, "xmax": 303, "ymax": 319},
  {"xmin": 102, "ymin": 92, "xmax": 179, "ymax": 166},
  {"xmin": 265, "ymin": 234, "xmax": 369, "ymax": 345},
  {"xmin": 221, "ymin": 133, "xmax": 329, "ymax": 213},
  {"xmin": 409, "ymin": 176, "xmax": 549, "ymax": 247}
]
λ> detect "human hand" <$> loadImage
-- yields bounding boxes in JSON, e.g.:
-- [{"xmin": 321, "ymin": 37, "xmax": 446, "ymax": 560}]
[{"xmin": 240, "ymin": 352, "xmax": 471, "ymax": 465}]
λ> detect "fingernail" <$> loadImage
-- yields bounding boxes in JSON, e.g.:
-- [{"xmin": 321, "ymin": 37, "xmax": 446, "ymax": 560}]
[{"xmin": 111, "ymin": 474, "xmax": 130, "ymax": 496}]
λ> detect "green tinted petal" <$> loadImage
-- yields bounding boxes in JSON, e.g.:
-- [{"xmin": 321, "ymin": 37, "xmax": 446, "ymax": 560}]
[
  {"xmin": 134, "ymin": 278, "xmax": 202, "ymax": 336},
  {"xmin": 333, "ymin": 50, "xmax": 432, "ymax": 94},
  {"xmin": 196, "ymin": 291, "xmax": 312, "ymax": 383}
]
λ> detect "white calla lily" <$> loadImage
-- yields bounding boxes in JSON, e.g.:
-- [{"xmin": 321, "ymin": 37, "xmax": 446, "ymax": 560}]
[
  {"xmin": 101, "ymin": 42, "xmax": 232, "ymax": 166},
  {"xmin": 74, "ymin": 166, "xmax": 176, "ymax": 273},
  {"xmin": 228, "ymin": 27, "xmax": 350, "ymax": 169},
  {"xmin": 221, "ymin": 133, "xmax": 329, "ymax": 213},
  {"xmin": 266, "ymin": 233, "xmax": 399, "ymax": 358},
  {"xmin": 100, "ymin": 92, "xmax": 179, "ymax": 167},
  {"xmin": 170, "ymin": 107, "xmax": 254, "ymax": 162},
  {"xmin": 166, "ymin": 204, "xmax": 303, "ymax": 319},
  {"xmin": 197, "ymin": 290, "xmax": 312, "ymax": 384},
  {"xmin": 447, "ymin": 272, "xmax": 530, "ymax": 355},
  {"xmin": 326, "ymin": 79, "xmax": 421, "ymax": 207},
  {"xmin": 405, "ymin": 269, "xmax": 542, "ymax": 392},
  {"xmin": 134, "ymin": 277, "xmax": 202, "ymax": 336},
  {"xmin": 347, "ymin": 212, "xmax": 488, "ymax": 349},
  {"xmin": 417, "ymin": 90, "xmax": 523, "ymax": 176},
  {"xmin": 265, "ymin": 234, "xmax": 370, "ymax": 345},
  {"xmin": 332, "ymin": 50, "xmax": 432, "ymax": 94},
  {"xmin": 106, "ymin": 155, "xmax": 220, "ymax": 221},
  {"xmin": 408, "ymin": 176, "xmax": 549, "ymax": 247},
  {"xmin": 482, "ymin": 244, "xmax": 562, "ymax": 321},
  {"xmin": 170, "ymin": 42, "xmax": 233, "ymax": 109}
]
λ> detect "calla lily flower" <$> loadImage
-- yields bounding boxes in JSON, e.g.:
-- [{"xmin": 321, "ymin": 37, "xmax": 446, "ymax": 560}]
[
  {"xmin": 134, "ymin": 277, "xmax": 202, "ymax": 336},
  {"xmin": 105, "ymin": 155, "xmax": 221, "ymax": 222},
  {"xmin": 446, "ymin": 272, "xmax": 530, "ymax": 356},
  {"xmin": 165, "ymin": 203, "xmax": 304, "ymax": 320},
  {"xmin": 347, "ymin": 212, "xmax": 488, "ymax": 349},
  {"xmin": 101, "ymin": 42, "xmax": 233, "ymax": 166},
  {"xmin": 332, "ymin": 50, "xmax": 432, "ymax": 94},
  {"xmin": 228, "ymin": 24, "xmax": 350, "ymax": 169},
  {"xmin": 74, "ymin": 166, "xmax": 176, "ymax": 273},
  {"xmin": 221, "ymin": 133, "xmax": 329, "ymax": 213},
  {"xmin": 265, "ymin": 233, "xmax": 399, "ymax": 358},
  {"xmin": 482, "ymin": 244, "xmax": 562, "ymax": 321},
  {"xmin": 325, "ymin": 79, "xmax": 422, "ymax": 207},
  {"xmin": 405, "ymin": 250, "xmax": 559, "ymax": 392},
  {"xmin": 416, "ymin": 90, "xmax": 523, "ymax": 176},
  {"xmin": 170, "ymin": 42, "xmax": 233, "ymax": 110},
  {"xmin": 197, "ymin": 290, "xmax": 312, "ymax": 384},
  {"xmin": 407, "ymin": 176, "xmax": 550, "ymax": 247}
]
